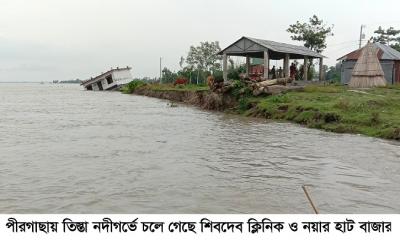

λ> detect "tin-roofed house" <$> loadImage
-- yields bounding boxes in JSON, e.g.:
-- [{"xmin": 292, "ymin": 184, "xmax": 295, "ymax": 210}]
[
  {"xmin": 338, "ymin": 43, "xmax": 400, "ymax": 85},
  {"xmin": 81, "ymin": 66, "xmax": 133, "ymax": 91}
]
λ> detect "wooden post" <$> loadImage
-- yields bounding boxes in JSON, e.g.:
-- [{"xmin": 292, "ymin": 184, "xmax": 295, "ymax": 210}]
[
  {"xmin": 263, "ymin": 51, "xmax": 269, "ymax": 79},
  {"xmin": 302, "ymin": 185, "xmax": 319, "ymax": 214},
  {"xmin": 284, "ymin": 54, "xmax": 290, "ymax": 78},
  {"xmin": 319, "ymin": 57, "xmax": 324, "ymax": 81},
  {"xmin": 223, "ymin": 53, "xmax": 228, "ymax": 82},
  {"xmin": 246, "ymin": 56, "xmax": 251, "ymax": 78},
  {"xmin": 303, "ymin": 56, "xmax": 308, "ymax": 81}
]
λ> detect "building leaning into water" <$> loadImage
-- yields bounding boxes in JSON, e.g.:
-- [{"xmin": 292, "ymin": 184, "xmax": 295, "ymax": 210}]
[{"xmin": 81, "ymin": 67, "xmax": 133, "ymax": 91}]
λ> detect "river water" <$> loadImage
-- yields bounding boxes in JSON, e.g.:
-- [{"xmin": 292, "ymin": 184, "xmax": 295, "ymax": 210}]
[{"xmin": 0, "ymin": 83, "xmax": 399, "ymax": 213}]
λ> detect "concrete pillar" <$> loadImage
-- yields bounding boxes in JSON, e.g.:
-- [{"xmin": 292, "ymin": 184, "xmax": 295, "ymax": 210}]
[
  {"xmin": 246, "ymin": 56, "xmax": 251, "ymax": 77},
  {"xmin": 319, "ymin": 57, "xmax": 324, "ymax": 81},
  {"xmin": 303, "ymin": 56, "xmax": 308, "ymax": 81},
  {"xmin": 223, "ymin": 53, "xmax": 228, "ymax": 81},
  {"xmin": 263, "ymin": 51, "xmax": 269, "ymax": 79},
  {"xmin": 284, "ymin": 54, "xmax": 290, "ymax": 78}
]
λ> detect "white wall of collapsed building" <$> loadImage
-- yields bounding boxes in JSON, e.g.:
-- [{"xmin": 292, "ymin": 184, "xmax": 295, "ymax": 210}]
[
  {"xmin": 112, "ymin": 69, "xmax": 133, "ymax": 85},
  {"xmin": 89, "ymin": 76, "xmax": 116, "ymax": 91},
  {"xmin": 86, "ymin": 69, "xmax": 133, "ymax": 91}
]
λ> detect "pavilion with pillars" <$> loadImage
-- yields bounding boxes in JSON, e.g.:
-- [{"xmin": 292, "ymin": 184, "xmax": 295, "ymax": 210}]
[{"xmin": 218, "ymin": 36, "xmax": 325, "ymax": 81}]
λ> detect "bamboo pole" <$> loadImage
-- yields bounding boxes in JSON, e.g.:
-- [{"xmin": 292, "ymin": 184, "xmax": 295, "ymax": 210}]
[{"xmin": 302, "ymin": 185, "xmax": 319, "ymax": 214}]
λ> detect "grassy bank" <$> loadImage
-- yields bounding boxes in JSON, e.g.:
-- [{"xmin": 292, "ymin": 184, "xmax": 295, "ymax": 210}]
[
  {"xmin": 121, "ymin": 81, "xmax": 208, "ymax": 93},
  {"xmin": 125, "ymin": 81, "xmax": 400, "ymax": 140},
  {"xmin": 142, "ymin": 83, "xmax": 209, "ymax": 92},
  {"xmin": 242, "ymin": 84, "xmax": 400, "ymax": 140}
]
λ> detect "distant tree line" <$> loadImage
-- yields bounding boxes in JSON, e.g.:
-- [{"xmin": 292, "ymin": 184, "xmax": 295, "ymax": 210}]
[{"xmin": 53, "ymin": 79, "xmax": 82, "ymax": 84}]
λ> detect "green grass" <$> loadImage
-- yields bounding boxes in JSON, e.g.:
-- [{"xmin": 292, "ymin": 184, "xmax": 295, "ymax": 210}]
[{"xmin": 245, "ymin": 84, "xmax": 400, "ymax": 140}]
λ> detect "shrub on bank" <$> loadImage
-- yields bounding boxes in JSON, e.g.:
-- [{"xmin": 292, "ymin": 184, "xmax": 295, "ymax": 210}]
[
  {"xmin": 231, "ymin": 80, "xmax": 252, "ymax": 98},
  {"xmin": 213, "ymin": 71, "xmax": 224, "ymax": 82},
  {"xmin": 122, "ymin": 80, "xmax": 146, "ymax": 93}
]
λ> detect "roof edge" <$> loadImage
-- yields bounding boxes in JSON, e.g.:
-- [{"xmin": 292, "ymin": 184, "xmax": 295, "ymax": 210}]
[
  {"xmin": 217, "ymin": 36, "xmax": 247, "ymax": 55},
  {"xmin": 219, "ymin": 36, "xmax": 325, "ymax": 58}
]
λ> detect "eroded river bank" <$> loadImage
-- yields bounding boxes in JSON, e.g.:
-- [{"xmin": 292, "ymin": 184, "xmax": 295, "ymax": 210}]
[{"xmin": 0, "ymin": 83, "xmax": 399, "ymax": 213}]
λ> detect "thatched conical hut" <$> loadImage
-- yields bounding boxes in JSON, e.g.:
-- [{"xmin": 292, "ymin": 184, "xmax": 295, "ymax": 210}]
[{"xmin": 349, "ymin": 42, "xmax": 386, "ymax": 88}]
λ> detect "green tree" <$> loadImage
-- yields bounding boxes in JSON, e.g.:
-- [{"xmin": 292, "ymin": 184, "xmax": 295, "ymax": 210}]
[
  {"xmin": 326, "ymin": 66, "xmax": 341, "ymax": 83},
  {"xmin": 371, "ymin": 26, "xmax": 400, "ymax": 52},
  {"xmin": 287, "ymin": 15, "xmax": 333, "ymax": 53},
  {"xmin": 287, "ymin": 15, "xmax": 333, "ymax": 80},
  {"xmin": 161, "ymin": 67, "xmax": 177, "ymax": 83},
  {"xmin": 186, "ymin": 41, "xmax": 222, "ymax": 84}
]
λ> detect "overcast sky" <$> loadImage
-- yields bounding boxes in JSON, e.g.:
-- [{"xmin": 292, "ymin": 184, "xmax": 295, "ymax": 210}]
[{"xmin": 1, "ymin": 0, "xmax": 400, "ymax": 82}]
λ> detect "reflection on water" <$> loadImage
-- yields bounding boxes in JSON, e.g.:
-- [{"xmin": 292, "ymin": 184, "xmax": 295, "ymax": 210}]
[{"xmin": 0, "ymin": 83, "xmax": 399, "ymax": 213}]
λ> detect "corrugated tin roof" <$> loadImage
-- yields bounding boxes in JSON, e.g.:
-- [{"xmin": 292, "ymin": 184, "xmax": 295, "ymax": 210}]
[
  {"xmin": 219, "ymin": 36, "xmax": 325, "ymax": 58},
  {"xmin": 375, "ymin": 42, "xmax": 400, "ymax": 60},
  {"xmin": 245, "ymin": 37, "xmax": 325, "ymax": 58},
  {"xmin": 338, "ymin": 43, "xmax": 400, "ymax": 61}
]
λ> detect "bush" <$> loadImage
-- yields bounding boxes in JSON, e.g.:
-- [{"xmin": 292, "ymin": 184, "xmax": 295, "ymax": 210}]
[
  {"xmin": 230, "ymin": 80, "xmax": 252, "ymax": 98},
  {"xmin": 323, "ymin": 112, "xmax": 340, "ymax": 123},
  {"xmin": 213, "ymin": 70, "xmax": 224, "ymax": 82},
  {"xmin": 228, "ymin": 65, "xmax": 245, "ymax": 80},
  {"xmin": 122, "ymin": 80, "xmax": 146, "ymax": 93},
  {"xmin": 238, "ymin": 98, "xmax": 251, "ymax": 112}
]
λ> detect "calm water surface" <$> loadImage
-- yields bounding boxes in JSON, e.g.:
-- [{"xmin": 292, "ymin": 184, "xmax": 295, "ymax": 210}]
[{"xmin": 0, "ymin": 83, "xmax": 399, "ymax": 213}]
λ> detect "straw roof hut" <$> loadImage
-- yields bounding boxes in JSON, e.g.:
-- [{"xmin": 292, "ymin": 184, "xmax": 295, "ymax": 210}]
[
  {"xmin": 338, "ymin": 43, "xmax": 400, "ymax": 85},
  {"xmin": 349, "ymin": 42, "xmax": 386, "ymax": 88}
]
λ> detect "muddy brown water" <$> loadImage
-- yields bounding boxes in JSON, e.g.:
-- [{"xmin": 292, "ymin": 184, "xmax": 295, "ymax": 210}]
[{"xmin": 0, "ymin": 83, "xmax": 399, "ymax": 213}]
